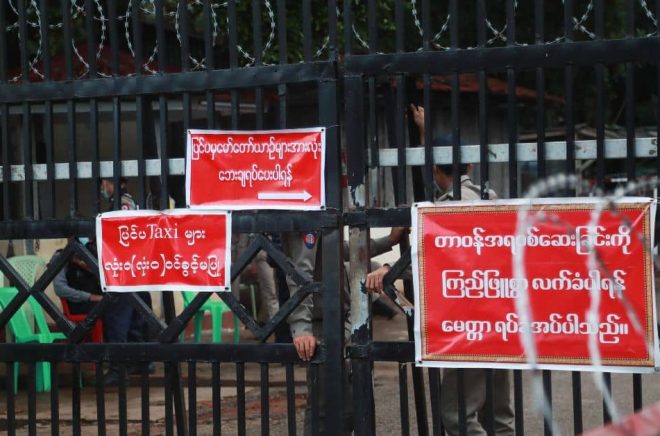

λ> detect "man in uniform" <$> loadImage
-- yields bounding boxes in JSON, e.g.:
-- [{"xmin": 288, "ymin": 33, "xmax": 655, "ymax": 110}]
[{"xmin": 365, "ymin": 105, "xmax": 514, "ymax": 436}]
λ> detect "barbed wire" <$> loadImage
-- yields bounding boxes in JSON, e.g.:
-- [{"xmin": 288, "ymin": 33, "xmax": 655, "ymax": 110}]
[{"xmin": 4, "ymin": 0, "xmax": 659, "ymax": 82}]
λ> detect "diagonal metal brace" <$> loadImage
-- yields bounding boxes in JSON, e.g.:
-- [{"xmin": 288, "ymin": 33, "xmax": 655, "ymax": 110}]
[
  {"xmin": 381, "ymin": 248, "xmax": 414, "ymax": 318},
  {"xmin": 128, "ymin": 293, "xmax": 168, "ymax": 334},
  {"xmin": 256, "ymin": 282, "xmax": 321, "ymax": 342},
  {"xmin": 157, "ymin": 291, "xmax": 213, "ymax": 343},
  {"xmin": 257, "ymin": 234, "xmax": 313, "ymax": 287},
  {"xmin": 230, "ymin": 236, "xmax": 262, "ymax": 282},
  {"xmin": 218, "ymin": 291, "xmax": 262, "ymax": 337}
]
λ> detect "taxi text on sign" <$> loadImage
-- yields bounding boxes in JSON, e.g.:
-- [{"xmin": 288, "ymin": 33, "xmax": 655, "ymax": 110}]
[
  {"xmin": 412, "ymin": 198, "xmax": 659, "ymax": 372},
  {"xmin": 96, "ymin": 210, "xmax": 232, "ymax": 292},
  {"xmin": 186, "ymin": 128, "xmax": 325, "ymax": 210}
]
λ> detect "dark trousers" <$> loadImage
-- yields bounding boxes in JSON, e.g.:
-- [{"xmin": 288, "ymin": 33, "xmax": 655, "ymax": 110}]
[{"xmin": 103, "ymin": 293, "xmax": 151, "ymax": 343}]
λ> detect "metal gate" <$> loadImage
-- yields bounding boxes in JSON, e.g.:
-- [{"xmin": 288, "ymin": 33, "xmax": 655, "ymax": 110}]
[
  {"xmin": 342, "ymin": 1, "xmax": 660, "ymax": 436},
  {"xmin": 1, "ymin": 1, "xmax": 660, "ymax": 435}
]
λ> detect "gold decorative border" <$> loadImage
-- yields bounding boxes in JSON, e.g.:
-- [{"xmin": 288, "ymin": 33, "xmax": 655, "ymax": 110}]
[{"xmin": 417, "ymin": 202, "xmax": 655, "ymax": 367}]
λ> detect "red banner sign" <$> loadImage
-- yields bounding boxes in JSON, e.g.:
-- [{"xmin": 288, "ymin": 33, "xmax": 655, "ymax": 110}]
[
  {"xmin": 412, "ymin": 198, "xmax": 659, "ymax": 371},
  {"xmin": 186, "ymin": 129, "xmax": 325, "ymax": 210},
  {"xmin": 96, "ymin": 210, "xmax": 231, "ymax": 292}
]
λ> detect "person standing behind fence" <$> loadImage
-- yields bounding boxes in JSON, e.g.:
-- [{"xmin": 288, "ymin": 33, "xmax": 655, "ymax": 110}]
[
  {"xmin": 365, "ymin": 105, "xmax": 514, "ymax": 436},
  {"xmin": 100, "ymin": 178, "xmax": 154, "ymax": 384}
]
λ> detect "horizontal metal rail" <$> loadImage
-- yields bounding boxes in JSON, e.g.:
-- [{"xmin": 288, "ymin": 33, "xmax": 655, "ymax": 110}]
[
  {"xmin": 0, "ymin": 342, "xmax": 326, "ymax": 363},
  {"xmin": 344, "ymin": 37, "xmax": 660, "ymax": 75},
  {"xmin": 0, "ymin": 61, "xmax": 336, "ymax": 103},
  {"xmin": 0, "ymin": 138, "xmax": 655, "ymax": 182}
]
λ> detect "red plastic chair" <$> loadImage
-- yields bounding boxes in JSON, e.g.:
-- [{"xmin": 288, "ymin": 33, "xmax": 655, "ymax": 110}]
[{"xmin": 60, "ymin": 298, "xmax": 104, "ymax": 343}]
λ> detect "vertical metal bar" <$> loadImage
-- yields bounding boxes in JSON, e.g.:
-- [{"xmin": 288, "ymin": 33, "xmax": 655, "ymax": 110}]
[
  {"xmin": 96, "ymin": 363, "xmax": 107, "ymax": 436},
  {"xmin": 40, "ymin": 0, "xmax": 55, "ymax": 218},
  {"xmin": 118, "ymin": 363, "xmax": 128, "ymax": 436},
  {"xmin": 327, "ymin": 0, "xmax": 338, "ymax": 62},
  {"xmin": 85, "ymin": 0, "xmax": 97, "ymax": 78},
  {"xmin": 0, "ymin": 0, "xmax": 7, "ymax": 220},
  {"xmin": 534, "ymin": 0, "xmax": 546, "ymax": 180},
  {"xmin": 564, "ymin": 0, "xmax": 575, "ymax": 182},
  {"xmin": 17, "ymin": 0, "xmax": 29, "ymax": 80},
  {"xmin": 320, "ymin": 6, "xmax": 342, "ymax": 435},
  {"xmin": 132, "ymin": 0, "xmax": 146, "ymax": 208},
  {"xmin": 0, "ymin": 0, "xmax": 8, "ymax": 222},
  {"xmin": 543, "ymin": 370, "xmax": 553, "ymax": 436},
  {"xmin": 595, "ymin": 0, "xmax": 605, "ymax": 188},
  {"xmin": 422, "ymin": 0, "xmax": 433, "ymax": 200},
  {"xmin": 189, "ymin": 362, "xmax": 197, "ymax": 436},
  {"xmin": 253, "ymin": 0, "xmax": 264, "ymax": 129},
  {"xmin": 165, "ymin": 363, "xmax": 174, "ymax": 436},
  {"xmin": 513, "ymin": 370, "xmax": 524, "ymax": 435},
  {"xmin": 302, "ymin": 0, "xmax": 312, "ymax": 61},
  {"xmin": 72, "ymin": 363, "xmax": 82, "ymax": 436},
  {"xmin": 347, "ymin": 71, "xmax": 375, "ymax": 436},
  {"xmin": 310, "ymin": 364, "xmax": 320, "ymax": 436},
  {"xmin": 204, "ymin": 0, "xmax": 216, "ymax": 129},
  {"xmin": 344, "ymin": 0, "xmax": 352, "ymax": 56},
  {"xmin": 109, "ymin": 0, "xmax": 121, "ymax": 211},
  {"xmin": 228, "ymin": 0, "xmax": 240, "ymax": 130},
  {"xmin": 625, "ymin": 0, "xmax": 636, "ymax": 180},
  {"xmin": 285, "ymin": 364, "xmax": 296, "ymax": 436},
  {"xmin": 477, "ymin": 0, "xmax": 490, "ymax": 198},
  {"xmin": 237, "ymin": 363, "xmax": 246, "ymax": 436},
  {"xmin": 602, "ymin": 372, "xmax": 612, "ymax": 424},
  {"xmin": 399, "ymin": 364, "xmax": 410, "ymax": 436},
  {"xmin": 261, "ymin": 363, "xmax": 269, "ymax": 436},
  {"xmin": 157, "ymin": 4, "xmax": 185, "ymax": 430},
  {"xmin": 0, "ymin": 99, "xmax": 8, "ymax": 220},
  {"xmin": 367, "ymin": 0, "xmax": 378, "ymax": 53},
  {"xmin": 28, "ymin": 362, "xmax": 37, "ymax": 436},
  {"xmin": 394, "ymin": 1, "xmax": 407, "ymax": 204},
  {"xmin": 657, "ymin": 0, "xmax": 660, "ymax": 196},
  {"xmin": 319, "ymin": 96, "xmax": 344, "ymax": 436},
  {"xmin": 506, "ymin": 0, "xmax": 517, "ymax": 198},
  {"xmin": 450, "ymin": 0, "xmax": 461, "ymax": 199},
  {"xmin": 6, "ymin": 363, "xmax": 16, "ymax": 435},
  {"xmin": 632, "ymin": 374, "xmax": 643, "ymax": 411},
  {"xmin": 179, "ymin": 0, "xmax": 191, "ymax": 151},
  {"xmin": 141, "ymin": 362, "xmax": 151, "ymax": 436},
  {"xmin": 212, "ymin": 362, "xmax": 221, "ymax": 436},
  {"xmin": 484, "ymin": 369, "xmax": 495, "ymax": 436},
  {"xmin": 50, "ymin": 363, "xmax": 59, "ymax": 436},
  {"xmin": 18, "ymin": 0, "xmax": 33, "ymax": 221},
  {"xmin": 367, "ymin": 0, "xmax": 378, "ymax": 172},
  {"xmin": 62, "ymin": 0, "xmax": 77, "ymax": 216},
  {"xmin": 428, "ymin": 368, "xmax": 443, "ymax": 435},
  {"xmin": 277, "ymin": 0, "xmax": 287, "ymax": 129},
  {"xmin": 155, "ymin": 0, "xmax": 169, "ymax": 208},
  {"xmin": 572, "ymin": 371, "xmax": 583, "ymax": 435},
  {"xmin": 457, "ymin": 369, "xmax": 467, "ymax": 436}
]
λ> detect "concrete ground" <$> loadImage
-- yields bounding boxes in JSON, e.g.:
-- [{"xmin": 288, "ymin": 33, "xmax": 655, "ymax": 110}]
[{"xmin": 1, "ymin": 307, "xmax": 659, "ymax": 435}]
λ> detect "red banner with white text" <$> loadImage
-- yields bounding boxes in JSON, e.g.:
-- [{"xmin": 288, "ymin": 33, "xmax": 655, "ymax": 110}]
[
  {"xmin": 186, "ymin": 129, "xmax": 325, "ymax": 210},
  {"xmin": 96, "ymin": 210, "xmax": 231, "ymax": 292},
  {"xmin": 412, "ymin": 198, "xmax": 659, "ymax": 371}
]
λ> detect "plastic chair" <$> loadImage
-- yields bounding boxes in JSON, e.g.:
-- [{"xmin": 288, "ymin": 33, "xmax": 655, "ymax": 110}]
[
  {"xmin": 60, "ymin": 298, "xmax": 104, "ymax": 343},
  {"xmin": 0, "ymin": 287, "xmax": 66, "ymax": 392},
  {"xmin": 181, "ymin": 292, "xmax": 240, "ymax": 343},
  {"xmin": 5, "ymin": 255, "xmax": 46, "ymax": 287}
]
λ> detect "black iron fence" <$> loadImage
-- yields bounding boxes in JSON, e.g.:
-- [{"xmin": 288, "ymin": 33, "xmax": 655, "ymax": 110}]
[{"xmin": 0, "ymin": 1, "xmax": 659, "ymax": 435}]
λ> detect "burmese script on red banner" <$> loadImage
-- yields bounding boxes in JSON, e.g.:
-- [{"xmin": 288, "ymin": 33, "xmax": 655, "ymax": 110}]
[
  {"xmin": 412, "ymin": 198, "xmax": 658, "ymax": 371},
  {"xmin": 186, "ymin": 129, "xmax": 325, "ymax": 210},
  {"xmin": 97, "ymin": 210, "xmax": 231, "ymax": 292}
]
